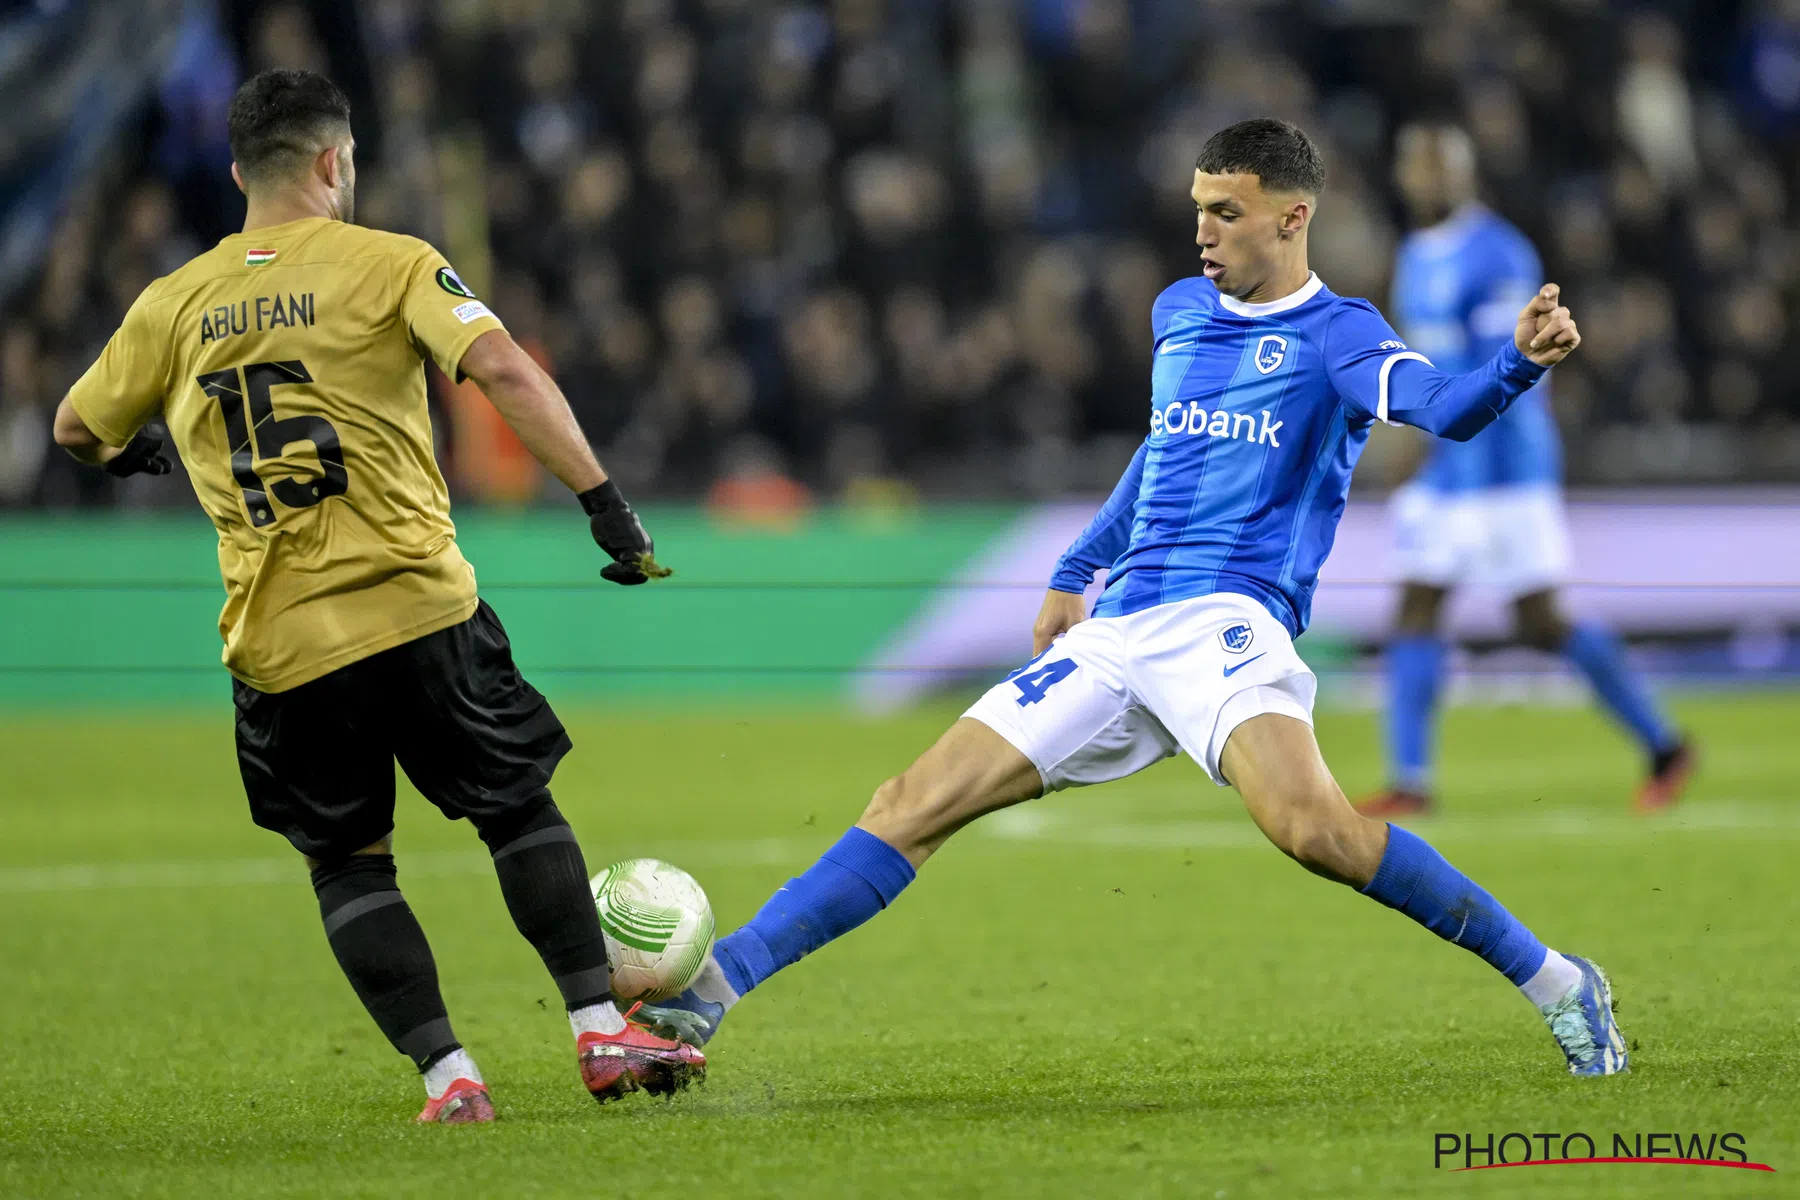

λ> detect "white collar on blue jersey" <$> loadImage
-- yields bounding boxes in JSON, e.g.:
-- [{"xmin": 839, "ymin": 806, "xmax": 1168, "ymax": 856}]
[{"xmin": 1215, "ymin": 270, "xmax": 1325, "ymax": 317}]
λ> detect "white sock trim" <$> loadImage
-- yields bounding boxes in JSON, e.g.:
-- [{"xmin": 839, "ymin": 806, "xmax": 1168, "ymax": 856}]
[
  {"xmin": 1520, "ymin": 949, "xmax": 1583, "ymax": 1009},
  {"xmin": 422, "ymin": 1048, "xmax": 482, "ymax": 1100},
  {"xmin": 570, "ymin": 1000, "xmax": 626, "ymax": 1038},
  {"xmin": 689, "ymin": 954, "xmax": 740, "ymax": 1010}
]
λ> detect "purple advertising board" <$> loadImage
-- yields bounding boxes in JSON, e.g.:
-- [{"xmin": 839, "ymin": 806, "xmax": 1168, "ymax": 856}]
[{"xmin": 854, "ymin": 490, "xmax": 1800, "ymax": 712}]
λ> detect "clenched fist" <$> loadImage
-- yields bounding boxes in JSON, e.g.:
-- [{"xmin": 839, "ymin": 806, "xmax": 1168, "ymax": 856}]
[{"xmin": 1515, "ymin": 283, "xmax": 1581, "ymax": 368}]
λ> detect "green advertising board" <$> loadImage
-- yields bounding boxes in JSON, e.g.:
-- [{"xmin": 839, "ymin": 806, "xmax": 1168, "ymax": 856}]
[{"xmin": 0, "ymin": 507, "xmax": 1018, "ymax": 706}]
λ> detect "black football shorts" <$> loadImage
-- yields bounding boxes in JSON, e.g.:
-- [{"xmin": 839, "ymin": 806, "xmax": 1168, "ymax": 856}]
[{"xmin": 233, "ymin": 600, "xmax": 572, "ymax": 861}]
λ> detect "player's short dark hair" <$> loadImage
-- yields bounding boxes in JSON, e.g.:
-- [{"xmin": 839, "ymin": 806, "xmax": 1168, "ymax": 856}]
[
  {"xmin": 228, "ymin": 69, "xmax": 353, "ymax": 185},
  {"xmin": 1196, "ymin": 118, "xmax": 1326, "ymax": 198}
]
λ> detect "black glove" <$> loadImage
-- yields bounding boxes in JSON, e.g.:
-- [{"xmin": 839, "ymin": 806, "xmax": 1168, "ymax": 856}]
[
  {"xmin": 104, "ymin": 424, "xmax": 173, "ymax": 478},
  {"xmin": 578, "ymin": 480, "xmax": 669, "ymax": 585}
]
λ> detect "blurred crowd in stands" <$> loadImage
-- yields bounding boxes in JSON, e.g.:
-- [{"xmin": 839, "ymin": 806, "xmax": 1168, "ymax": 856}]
[{"xmin": 8, "ymin": 0, "xmax": 1800, "ymax": 509}]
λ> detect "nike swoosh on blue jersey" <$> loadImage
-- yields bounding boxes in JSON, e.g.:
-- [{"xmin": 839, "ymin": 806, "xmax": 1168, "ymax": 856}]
[{"xmin": 1222, "ymin": 652, "xmax": 1267, "ymax": 677}]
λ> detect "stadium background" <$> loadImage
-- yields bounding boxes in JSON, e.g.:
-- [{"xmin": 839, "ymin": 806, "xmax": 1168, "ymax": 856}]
[
  {"xmin": 3, "ymin": 0, "xmax": 1798, "ymax": 703},
  {"xmin": 5, "ymin": 3, "xmax": 1800, "ymax": 1195}
]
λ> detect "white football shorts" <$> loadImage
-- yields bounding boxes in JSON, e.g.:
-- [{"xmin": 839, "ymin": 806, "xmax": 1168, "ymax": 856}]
[
  {"xmin": 1391, "ymin": 481, "xmax": 1571, "ymax": 595},
  {"xmin": 963, "ymin": 592, "xmax": 1317, "ymax": 790}
]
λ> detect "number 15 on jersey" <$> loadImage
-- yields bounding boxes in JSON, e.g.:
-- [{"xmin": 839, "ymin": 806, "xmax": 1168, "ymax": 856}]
[{"xmin": 196, "ymin": 358, "xmax": 348, "ymax": 528}]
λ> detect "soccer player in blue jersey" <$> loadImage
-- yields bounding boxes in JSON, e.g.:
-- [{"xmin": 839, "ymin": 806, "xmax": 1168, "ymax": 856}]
[
  {"xmin": 644, "ymin": 119, "xmax": 1627, "ymax": 1076},
  {"xmin": 1355, "ymin": 122, "xmax": 1693, "ymax": 819}
]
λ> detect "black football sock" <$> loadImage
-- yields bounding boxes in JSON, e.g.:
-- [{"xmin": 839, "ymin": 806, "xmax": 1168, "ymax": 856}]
[
  {"xmin": 310, "ymin": 853, "xmax": 460, "ymax": 1070},
  {"xmin": 478, "ymin": 799, "xmax": 614, "ymax": 1011}
]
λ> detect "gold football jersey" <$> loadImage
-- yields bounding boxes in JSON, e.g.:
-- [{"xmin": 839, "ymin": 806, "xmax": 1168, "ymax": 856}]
[{"xmin": 67, "ymin": 217, "xmax": 508, "ymax": 692}]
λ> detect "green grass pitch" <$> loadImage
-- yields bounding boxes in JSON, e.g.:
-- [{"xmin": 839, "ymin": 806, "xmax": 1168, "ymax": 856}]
[{"xmin": 2, "ymin": 692, "xmax": 1797, "ymax": 1198}]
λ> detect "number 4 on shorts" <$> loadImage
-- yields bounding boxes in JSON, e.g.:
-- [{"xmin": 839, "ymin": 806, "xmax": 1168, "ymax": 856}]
[{"xmin": 1008, "ymin": 658, "xmax": 1078, "ymax": 706}]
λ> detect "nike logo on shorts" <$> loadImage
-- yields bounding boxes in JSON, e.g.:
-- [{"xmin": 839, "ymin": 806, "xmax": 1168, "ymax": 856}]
[{"xmin": 1222, "ymin": 652, "xmax": 1267, "ymax": 678}]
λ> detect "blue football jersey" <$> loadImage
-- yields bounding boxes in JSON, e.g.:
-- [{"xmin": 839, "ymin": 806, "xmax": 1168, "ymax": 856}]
[
  {"xmin": 1051, "ymin": 271, "xmax": 1548, "ymax": 635},
  {"xmin": 1390, "ymin": 205, "xmax": 1561, "ymax": 490}
]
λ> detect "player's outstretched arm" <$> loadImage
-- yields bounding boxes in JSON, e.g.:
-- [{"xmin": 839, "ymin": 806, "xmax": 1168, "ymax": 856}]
[
  {"xmin": 1377, "ymin": 288, "xmax": 1577, "ymax": 443},
  {"xmin": 1340, "ymin": 283, "xmax": 1577, "ymax": 443},
  {"xmin": 1034, "ymin": 440, "xmax": 1148, "ymax": 651},
  {"xmin": 1034, "ymin": 440, "xmax": 1150, "ymax": 651},
  {"xmin": 457, "ymin": 329, "xmax": 666, "ymax": 584},
  {"xmin": 458, "ymin": 329, "xmax": 606, "ymax": 493}
]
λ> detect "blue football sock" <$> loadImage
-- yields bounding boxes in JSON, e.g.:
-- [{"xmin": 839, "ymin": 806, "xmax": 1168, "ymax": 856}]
[
  {"xmin": 1360, "ymin": 824, "xmax": 1548, "ymax": 986},
  {"xmin": 1561, "ymin": 622, "xmax": 1678, "ymax": 755},
  {"xmin": 1385, "ymin": 635, "xmax": 1446, "ymax": 792},
  {"xmin": 713, "ymin": 827, "xmax": 916, "ymax": 997}
]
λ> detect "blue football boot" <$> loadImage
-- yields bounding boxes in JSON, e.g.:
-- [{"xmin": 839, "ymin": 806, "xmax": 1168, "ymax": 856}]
[
  {"xmin": 1540, "ymin": 955, "xmax": 1628, "ymax": 1076},
  {"xmin": 634, "ymin": 953, "xmax": 737, "ymax": 1047}
]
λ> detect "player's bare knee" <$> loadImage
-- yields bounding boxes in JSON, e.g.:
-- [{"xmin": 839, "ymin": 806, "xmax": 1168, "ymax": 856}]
[
  {"xmin": 1395, "ymin": 608, "xmax": 1437, "ymax": 637},
  {"xmin": 1513, "ymin": 591, "xmax": 1568, "ymax": 651},
  {"xmin": 1279, "ymin": 817, "xmax": 1336, "ymax": 872},
  {"xmin": 1515, "ymin": 614, "xmax": 1567, "ymax": 651},
  {"xmin": 1268, "ymin": 803, "xmax": 1372, "ymax": 884},
  {"xmin": 1395, "ymin": 584, "xmax": 1445, "ymax": 636},
  {"xmin": 864, "ymin": 766, "xmax": 983, "ymax": 851},
  {"xmin": 861, "ymin": 771, "xmax": 936, "ymax": 845},
  {"xmin": 304, "ymin": 834, "xmax": 391, "ymax": 872},
  {"xmin": 862, "ymin": 773, "xmax": 909, "ymax": 824}
]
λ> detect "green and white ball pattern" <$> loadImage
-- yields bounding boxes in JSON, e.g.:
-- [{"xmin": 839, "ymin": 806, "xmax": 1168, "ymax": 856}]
[{"xmin": 590, "ymin": 858, "xmax": 715, "ymax": 1002}]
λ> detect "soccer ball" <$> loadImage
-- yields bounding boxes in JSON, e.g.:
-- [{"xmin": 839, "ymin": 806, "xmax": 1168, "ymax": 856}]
[{"xmin": 590, "ymin": 858, "xmax": 715, "ymax": 1002}]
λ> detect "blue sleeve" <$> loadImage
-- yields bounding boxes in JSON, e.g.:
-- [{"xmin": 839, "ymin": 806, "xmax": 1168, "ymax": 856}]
[
  {"xmin": 1050, "ymin": 441, "xmax": 1147, "ymax": 592},
  {"xmin": 1383, "ymin": 344, "xmax": 1548, "ymax": 441},
  {"xmin": 1325, "ymin": 299, "xmax": 1547, "ymax": 442}
]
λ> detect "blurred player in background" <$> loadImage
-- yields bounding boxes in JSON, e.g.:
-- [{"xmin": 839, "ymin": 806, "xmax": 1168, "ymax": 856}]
[
  {"xmin": 1355, "ymin": 122, "xmax": 1694, "ymax": 819},
  {"xmin": 50, "ymin": 69, "xmax": 700, "ymax": 1122},
  {"xmin": 643, "ymin": 120, "xmax": 1629, "ymax": 1080}
]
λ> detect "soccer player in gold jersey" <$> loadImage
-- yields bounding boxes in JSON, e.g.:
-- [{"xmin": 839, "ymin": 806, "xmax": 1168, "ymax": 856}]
[{"xmin": 50, "ymin": 69, "xmax": 700, "ymax": 1123}]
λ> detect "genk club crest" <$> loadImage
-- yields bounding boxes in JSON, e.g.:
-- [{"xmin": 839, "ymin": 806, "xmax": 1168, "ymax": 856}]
[
  {"xmin": 1254, "ymin": 334, "xmax": 1288, "ymax": 375},
  {"xmin": 1220, "ymin": 622, "xmax": 1255, "ymax": 653}
]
